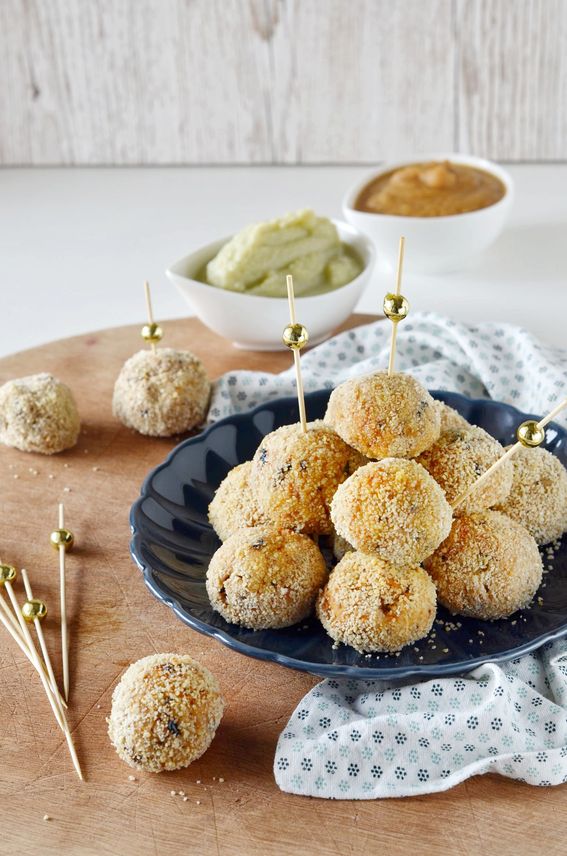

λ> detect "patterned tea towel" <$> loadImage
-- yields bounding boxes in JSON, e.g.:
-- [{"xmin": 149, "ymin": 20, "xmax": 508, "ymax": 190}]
[{"xmin": 209, "ymin": 312, "xmax": 567, "ymax": 798}]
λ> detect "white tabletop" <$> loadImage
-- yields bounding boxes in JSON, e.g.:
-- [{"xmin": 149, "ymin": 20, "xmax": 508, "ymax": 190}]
[{"xmin": 1, "ymin": 165, "xmax": 565, "ymax": 358}]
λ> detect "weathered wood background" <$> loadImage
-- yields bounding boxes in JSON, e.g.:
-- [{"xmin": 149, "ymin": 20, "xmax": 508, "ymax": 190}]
[{"xmin": 0, "ymin": 0, "xmax": 565, "ymax": 165}]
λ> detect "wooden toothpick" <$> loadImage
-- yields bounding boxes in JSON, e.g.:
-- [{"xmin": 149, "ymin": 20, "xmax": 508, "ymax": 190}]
[
  {"xmin": 20, "ymin": 569, "xmax": 65, "ymax": 709},
  {"xmin": 50, "ymin": 503, "xmax": 74, "ymax": 702},
  {"xmin": 384, "ymin": 236, "xmax": 408, "ymax": 376},
  {"xmin": 142, "ymin": 281, "xmax": 163, "ymax": 352},
  {"xmin": 453, "ymin": 397, "xmax": 567, "ymax": 510},
  {"xmin": 283, "ymin": 275, "xmax": 309, "ymax": 433}
]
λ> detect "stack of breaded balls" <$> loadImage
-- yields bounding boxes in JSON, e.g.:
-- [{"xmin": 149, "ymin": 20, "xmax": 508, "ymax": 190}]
[{"xmin": 206, "ymin": 371, "xmax": 567, "ymax": 654}]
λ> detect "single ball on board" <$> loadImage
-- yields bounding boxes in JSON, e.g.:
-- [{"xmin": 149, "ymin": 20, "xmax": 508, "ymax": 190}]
[
  {"xmin": 424, "ymin": 510, "xmax": 543, "ymax": 620},
  {"xmin": 108, "ymin": 653, "xmax": 224, "ymax": 773},
  {"xmin": 0, "ymin": 373, "xmax": 80, "ymax": 454},
  {"xmin": 435, "ymin": 400, "xmax": 472, "ymax": 437},
  {"xmin": 494, "ymin": 445, "xmax": 567, "ymax": 545},
  {"xmin": 317, "ymin": 551, "xmax": 437, "ymax": 653},
  {"xmin": 250, "ymin": 420, "xmax": 366, "ymax": 535},
  {"xmin": 324, "ymin": 371, "xmax": 440, "ymax": 459},
  {"xmin": 206, "ymin": 527, "xmax": 328, "ymax": 630},
  {"xmin": 331, "ymin": 458, "xmax": 453, "ymax": 565},
  {"xmin": 113, "ymin": 348, "xmax": 210, "ymax": 437},
  {"xmin": 208, "ymin": 461, "xmax": 268, "ymax": 542},
  {"xmin": 417, "ymin": 426, "xmax": 513, "ymax": 515}
]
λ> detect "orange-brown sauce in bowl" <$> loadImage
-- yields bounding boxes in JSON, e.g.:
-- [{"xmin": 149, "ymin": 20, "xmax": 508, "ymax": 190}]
[{"xmin": 354, "ymin": 160, "xmax": 506, "ymax": 218}]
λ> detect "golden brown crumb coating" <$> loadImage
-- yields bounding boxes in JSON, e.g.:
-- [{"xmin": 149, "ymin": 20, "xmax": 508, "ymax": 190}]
[
  {"xmin": 435, "ymin": 400, "xmax": 472, "ymax": 436},
  {"xmin": 417, "ymin": 426, "xmax": 513, "ymax": 515},
  {"xmin": 324, "ymin": 371, "xmax": 440, "ymax": 459},
  {"xmin": 113, "ymin": 348, "xmax": 210, "ymax": 437},
  {"xmin": 208, "ymin": 462, "xmax": 268, "ymax": 541},
  {"xmin": 0, "ymin": 372, "xmax": 80, "ymax": 454},
  {"xmin": 424, "ymin": 510, "xmax": 543, "ymax": 619},
  {"xmin": 206, "ymin": 526, "xmax": 328, "ymax": 629},
  {"xmin": 494, "ymin": 445, "xmax": 567, "ymax": 545},
  {"xmin": 108, "ymin": 653, "xmax": 224, "ymax": 773},
  {"xmin": 331, "ymin": 458, "xmax": 453, "ymax": 565},
  {"xmin": 250, "ymin": 420, "xmax": 365, "ymax": 535},
  {"xmin": 317, "ymin": 551, "xmax": 436, "ymax": 653}
]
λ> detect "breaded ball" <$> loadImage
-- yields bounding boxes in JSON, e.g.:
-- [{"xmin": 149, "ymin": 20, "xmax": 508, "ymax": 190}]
[
  {"xmin": 250, "ymin": 421, "xmax": 365, "ymax": 535},
  {"xmin": 108, "ymin": 653, "xmax": 224, "ymax": 773},
  {"xmin": 494, "ymin": 446, "xmax": 567, "ymax": 545},
  {"xmin": 206, "ymin": 527, "xmax": 328, "ymax": 629},
  {"xmin": 208, "ymin": 462, "xmax": 267, "ymax": 541},
  {"xmin": 331, "ymin": 458, "xmax": 453, "ymax": 565},
  {"xmin": 0, "ymin": 372, "xmax": 80, "ymax": 454},
  {"xmin": 324, "ymin": 371, "xmax": 440, "ymax": 459},
  {"xmin": 424, "ymin": 511, "xmax": 543, "ymax": 619},
  {"xmin": 317, "ymin": 551, "xmax": 436, "ymax": 653},
  {"xmin": 417, "ymin": 426, "xmax": 513, "ymax": 515},
  {"xmin": 113, "ymin": 348, "xmax": 210, "ymax": 437},
  {"xmin": 436, "ymin": 400, "xmax": 472, "ymax": 436}
]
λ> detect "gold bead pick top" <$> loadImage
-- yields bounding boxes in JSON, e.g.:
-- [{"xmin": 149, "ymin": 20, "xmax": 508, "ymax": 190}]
[
  {"xmin": 141, "ymin": 281, "xmax": 163, "ymax": 350},
  {"xmin": 283, "ymin": 274, "xmax": 309, "ymax": 433},
  {"xmin": 384, "ymin": 236, "xmax": 409, "ymax": 376},
  {"xmin": 452, "ymin": 396, "xmax": 567, "ymax": 510}
]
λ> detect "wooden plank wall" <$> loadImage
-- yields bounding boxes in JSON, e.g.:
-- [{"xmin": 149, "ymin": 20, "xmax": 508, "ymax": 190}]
[{"xmin": 0, "ymin": 0, "xmax": 565, "ymax": 165}]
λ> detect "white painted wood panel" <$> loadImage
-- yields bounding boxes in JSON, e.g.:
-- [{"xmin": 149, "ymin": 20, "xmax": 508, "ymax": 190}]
[{"xmin": 0, "ymin": 0, "xmax": 566, "ymax": 164}]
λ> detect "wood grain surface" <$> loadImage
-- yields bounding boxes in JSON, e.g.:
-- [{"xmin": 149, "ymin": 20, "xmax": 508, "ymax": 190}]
[
  {"xmin": 1, "ymin": 0, "xmax": 566, "ymax": 165},
  {"xmin": 0, "ymin": 316, "xmax": 565, "ymax": 856}
]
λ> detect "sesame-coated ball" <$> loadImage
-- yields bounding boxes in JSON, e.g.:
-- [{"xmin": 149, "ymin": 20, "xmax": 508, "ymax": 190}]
[
  {"xmin": 108, "ymin": 653, "xmax": 224, "ymax": 773},
  {"xmin": 331, "ymin": 458, "xmax": 453, "ymax": 565},
  {"xmin": 424, "ymin": 511, "xmax": 543, "ymax": 620},
  {"xmin": 317, "ymin": 551, "xmax": 437, "ymax": 653},
  {"xmin": 0, "ymin": 373, "xmax": 80, "ymax": 454},
  {"xmin": 113, "ymin": 348, "xmax": 210, "ymax": 437},
  {"xmin": 494, "ymin": 446, "xmax": 567, "ymax": 545},
  {"xmin": 208, "ymin": 462, "xmax": 268, "ymax": 541},
  {"xmin": 250, "ymin": 421, "xmax": 365, "ymax": 535},
  {"xmin": 206, "ymin": 527, "xmax": 328, "ymax": 629},
  {"xmin": 417, "ymin": 426, "xmax": 513, "ymax": 515},
  {"xmin": 436, "ymin": 400, "xmax": 472, "ymax": 436},
  {"xmin": 324, "ymin": 371, "xmax": 440, "ymax": 459}
]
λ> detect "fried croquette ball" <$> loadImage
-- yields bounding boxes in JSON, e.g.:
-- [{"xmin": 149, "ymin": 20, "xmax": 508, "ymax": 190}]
[
  {"xmin": 108, "ymin": 653, "xmax": 224, "ymax": 773},
  {"xmin": 113, "ymin": 348, "xmax": 210, "ymax": 437},
  {"xmin": 436, "ymin": 400, "xmax": 472, "ymax": 436},
  {"xmin": 317, "ymin": 551, "xmax": 436, "ymax": 653},
  {"xmin": 494, "ymin": 446, "xmax": 567, "ymax": 545},
  {"xmin": 0, "ymin": 372, "xmax": 80, "ymax": 454},
  {"xmin": 331, "ymin": 458, "xmax": 453, "ymax": 565},
  {"xmin": 250, "ymin": 421, "xmax": 365, "ymax": 535},
  {"xmin": 417, "ymin": 426, "xmax": 513, "ymax": 515},
  {"xmin": 208, "ymin": 462, "xmax": 268, "ymax": 541},
  {"xmin": 424, "ymin": 511, "xmax": 543, "ymax": 620},
  {"xmin": 324, "ymin": 371, "xmax": 440, "ymax": 459},
  {"xmin": 206, "ymin": 527, "xmax": 328, "ymax": 629}
]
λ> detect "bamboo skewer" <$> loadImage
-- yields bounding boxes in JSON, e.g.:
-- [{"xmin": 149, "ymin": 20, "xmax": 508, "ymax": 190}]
[
  {"xmin": 453, "ymin": 397, "xmax": 567, "ymax": 510},
  {"xmin": 284, "ymin": 274, "xmax": 309, "ymax": 433},
  {"xmin": 386, "ymin": 236, "xmax": 407, "ymax": 376},
  {"xmin": 58, "ymin": 503, "xmax": 70, "ymax": 702},
  {"xmin": 142, "ymin": 281, "xmax": 163, "ymax": 352},
  {"xmin": 21, "ymin": 569, "xmax": 65, "ymax": 708}
]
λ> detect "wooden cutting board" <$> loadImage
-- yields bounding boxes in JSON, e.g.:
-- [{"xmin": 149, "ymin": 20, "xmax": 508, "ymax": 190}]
[{"xmin": 0, "ymin": 315, "xmax": 565, "ymax": 856}]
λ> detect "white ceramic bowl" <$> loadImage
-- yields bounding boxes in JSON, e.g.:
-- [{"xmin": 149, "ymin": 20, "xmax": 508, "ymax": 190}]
[
  {"xmin": 343, "ymin": 153, "xmax": 514, "ymax": 275},
  {"xmin": 166, "ymin": 220, "xmax": 376, "ymax": 350}
]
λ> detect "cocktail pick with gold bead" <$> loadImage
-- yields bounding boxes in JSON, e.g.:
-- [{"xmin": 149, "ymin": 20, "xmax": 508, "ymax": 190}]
[
  {"xmin": 142, "ymin": 281, "xmax": 163, "ymax": 353},
  {"xmin": 452, "ymin": 397, "xmax": 567, "ymax": 510},
  {"xmin": 50, "ymin": 502, "xmax": 74, "ymax": 702},
  {"xmin": 383, "ymin": 236, "xmax": 409, "ymax": 376},
  {"xmin": 21, "ymin": 568, "xmax": 66, "ymax": 709},
  {"xmin": 283, "ymin": 274, "xmax": 309, "ymax": 433}
]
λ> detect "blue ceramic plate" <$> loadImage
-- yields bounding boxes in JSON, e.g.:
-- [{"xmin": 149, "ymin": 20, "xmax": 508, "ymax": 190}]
[{"xmin": 130, "ymin": 390, "xmax": 567, "ymax": 679}]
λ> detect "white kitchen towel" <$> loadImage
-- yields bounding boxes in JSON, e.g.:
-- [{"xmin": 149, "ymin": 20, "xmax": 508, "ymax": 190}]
[{"xmin": 208, "ymin": 311, "xmax": 567, "ymax": 798}]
